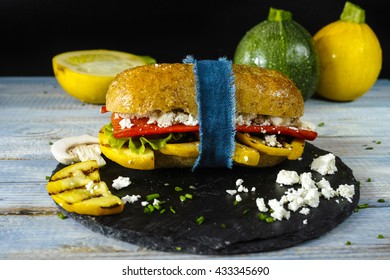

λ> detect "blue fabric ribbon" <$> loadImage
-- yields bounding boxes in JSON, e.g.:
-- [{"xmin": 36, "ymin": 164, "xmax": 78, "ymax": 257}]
[{"xmin": 183, "ymin": 56, "xmax": 236, "ymax": 170}]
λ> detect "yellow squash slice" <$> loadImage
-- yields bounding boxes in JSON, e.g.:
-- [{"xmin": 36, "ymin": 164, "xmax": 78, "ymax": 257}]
[
  {"xmin": 98, "ymin": 127, "xmax": 155, "ymax": 170},
  {"xmin": 236, "ymin": 132, "xmax": 305, "ymax": 159},
  {"xmin": 47, "ymin": 160, "xmax": 124, "ymax": 216}
]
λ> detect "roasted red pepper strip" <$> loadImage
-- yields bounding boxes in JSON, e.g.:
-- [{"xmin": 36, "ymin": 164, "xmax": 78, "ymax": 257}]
[
  {"xmin": 111, "ymin": 114, "xmax": 317, "ymax": 140},
  {"xmin": 236, "ymin": 125, "xmax": 318, "ymax": 141},
  {"xmin": 111, "ymin": 115, "xmax": 199, "ymax": 138}
]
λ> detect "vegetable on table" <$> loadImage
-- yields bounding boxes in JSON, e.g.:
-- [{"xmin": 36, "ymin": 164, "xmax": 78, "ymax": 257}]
[
  {"xmin": 233, "ymin": 7, "xmax": 320, "ymax": 101},
  {"xmin": 313, "ymin": 1, "xmax": 382, "ymax": 101}
]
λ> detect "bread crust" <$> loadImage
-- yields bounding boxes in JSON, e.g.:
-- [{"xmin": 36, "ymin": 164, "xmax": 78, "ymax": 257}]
[{"xmin": 106, "ymin": 63, "xmax": 304, "ymax": 118}]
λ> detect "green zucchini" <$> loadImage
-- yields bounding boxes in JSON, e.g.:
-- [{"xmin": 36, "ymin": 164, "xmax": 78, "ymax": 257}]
[{"xmin": 233, "ymin": 8, "xmax": 320, "ymax": 101}]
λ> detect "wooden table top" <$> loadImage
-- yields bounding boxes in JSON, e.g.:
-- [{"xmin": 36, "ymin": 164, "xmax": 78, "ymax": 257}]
[{"xmin": 0, "ymin": 77, "xmax": 389, "ymax": 259}]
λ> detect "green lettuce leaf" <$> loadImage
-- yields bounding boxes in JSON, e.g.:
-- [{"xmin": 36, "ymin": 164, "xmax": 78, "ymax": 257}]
[{"xmin": 103, "ymin": 122, "xmax": 183, "ymax": 154}]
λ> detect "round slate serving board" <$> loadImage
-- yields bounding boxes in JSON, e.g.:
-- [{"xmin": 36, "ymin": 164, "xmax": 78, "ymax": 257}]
[{"xmin": 54, "ymin": 143, "xmax": 359, "ymax": 255}]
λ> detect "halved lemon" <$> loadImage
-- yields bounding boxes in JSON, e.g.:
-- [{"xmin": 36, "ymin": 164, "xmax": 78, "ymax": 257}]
[{"xmin": 52, "ymin": 49, "xmax": 156, "ymax": 104}]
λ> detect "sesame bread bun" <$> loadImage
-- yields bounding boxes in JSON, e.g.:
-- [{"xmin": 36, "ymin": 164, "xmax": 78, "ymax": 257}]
[
  {"xmin": 100, "ymin": 62, "xmax": 317, "ymax": 170},
  {"xmin": 105, "ymin": 63, "xmax": 304, "ymax": 118}
]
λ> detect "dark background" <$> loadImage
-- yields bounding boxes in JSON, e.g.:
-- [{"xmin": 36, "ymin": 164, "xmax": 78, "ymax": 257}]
[{"xmin": 0, "ymin": 0, "xmax": 388, "ymax": 78}]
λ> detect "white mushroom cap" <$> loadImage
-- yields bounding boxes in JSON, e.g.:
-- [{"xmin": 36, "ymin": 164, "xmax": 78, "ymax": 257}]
[{"xmin": 50, "ymin": 135, "xmax": 106, "ymax": 166}]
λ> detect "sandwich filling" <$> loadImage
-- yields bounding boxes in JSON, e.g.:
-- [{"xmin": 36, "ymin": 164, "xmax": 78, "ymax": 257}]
[{"xmin": 101, "ymin": 108, "xmax": 317, "ymax": 163}]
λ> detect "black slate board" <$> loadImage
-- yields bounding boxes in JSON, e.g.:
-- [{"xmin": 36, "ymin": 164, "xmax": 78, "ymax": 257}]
[{"xmin": 53, "ymin": 143, "xmax": 359, "ymax": 255}]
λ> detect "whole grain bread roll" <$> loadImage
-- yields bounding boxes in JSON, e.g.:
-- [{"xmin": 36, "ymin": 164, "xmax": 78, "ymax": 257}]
[{"xmin": 105, "ymin": 63, "xmax": 304, "ymax": 118}]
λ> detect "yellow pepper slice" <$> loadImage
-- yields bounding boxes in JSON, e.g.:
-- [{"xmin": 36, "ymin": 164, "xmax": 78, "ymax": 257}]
[
  {"xmin": 98, "ymin": 127, "xmax": 155, "ymax": 170},
  {"xmin": 236, "ymin": 132, "xmax": 305, "ymax": 159}
]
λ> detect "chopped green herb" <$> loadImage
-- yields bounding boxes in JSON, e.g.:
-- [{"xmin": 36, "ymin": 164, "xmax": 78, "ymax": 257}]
[
  {"xmin": 179, "ymin": 195, "xmax": 186, "ymax": 202},
  {"xmin": 146, "ymin": 193, "xmax": 160, "ymax": 201},
  {"xmin": 345, "ymin": 241, "xmax": 352, "ymax": 245},
  {"xmin": 378, "ymin": 234, "xmax": 384, "ymax": 239},
  {"xmin": 170, "ymin": 206, "xmax": 176, "ymax": 214},
  {"xmin": 147, "ymin": 204, "xmax": 155, "ymax": 213},
  {"xmin": 366, "ymin": 178, "xmax": 372, "ymax": 182},
  {"xmin": 196, "ymin": 215, "xmax": 205, "ymax": 225},
  {"xmin": 48, "ymin": 141, "xmax": 54, "ymax": 145},
  {"xmin": 357, "ymin": 203, "xmax": 369, "ymax": 209},
  {"xmin": 57, "ymin": 212, "xmax": 67, "ymax": 219},
  {"xmin": 378, "ymin": 199, "xmax": 385, "ymax": 203},
  {"xmin": 175, "ymin": 186, "xmax": 183, "ymax": 192},
  {"xmin": 153, "ymin": 204, "xmax": 161, "ymax": 210},
  {"xmin": 184, "ymin": 193, "xmax": 193, "ymax": 199},
  {"xmin": 242, "ymin": 209, "xmax": 250, "ymax": 215},
  {"xmin": 220, "ymin": 223, "xmax": 226, "ymax": 229},
  {"xmin": 257, "ymin": 213, "xmax": 268, "ymax": 221},
  {"xmin": 175, "ymin": 247, "xmax": 182, "ymax": 251},
  {"xmin": 265, "ymin": 217, "xmax": 275, "ymax": 223},
  {"xmin": 233, "ymin": 200, "xmax": 239, "ymax": 206},
  {"xmin": 373, "ymin": 140, "xmax": 381, "ymax": 144},
  {"xmin": 317, "ymin": 122, "xmax": 325, "ymax": 127},
  {"xmin": 159, "ymin": 209, "xmax": 166, "ymax": 214},
  {"xmin": 365, "ymin": 147, "xmax": 374, "ymax": 150},
  {"xmin": 45, "ymin": 175, "xmax": 51, "ymax": 181}
]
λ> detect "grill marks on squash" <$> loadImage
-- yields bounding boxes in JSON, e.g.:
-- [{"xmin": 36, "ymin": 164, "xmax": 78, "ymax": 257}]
[
  {"xmin": 49, "ymin": 166, "xmax": 99, "ymax": 183},
  {"xmin": 46, "ymin": 161, "xmax": 124, "ymax": 216}
]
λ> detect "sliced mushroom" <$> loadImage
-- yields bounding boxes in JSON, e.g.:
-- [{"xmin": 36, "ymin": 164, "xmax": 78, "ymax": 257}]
[{"xmin": 50, "ymin": 135, "xmax": 106, "ymax": 166}]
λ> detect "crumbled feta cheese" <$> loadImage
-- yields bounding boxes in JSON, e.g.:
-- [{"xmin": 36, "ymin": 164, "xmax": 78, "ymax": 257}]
[
  {"xmin": 268, "ymin": 199, "xmax": 290, "ymax": 221},
  {"xmin": 299, "ymin": 207, "xmax": 310, "ymax": 215},
  {"xmin": 269, "ymin": 116, "xmax": 283, "ymax": 126},
  {"xmin": 226, "ymin": 189, "xmax": 237, "ymax": 196},
  {"xmin": 119, "ymin": 117, "xmax": 133, "ymax": 129},
  {"xmin": 300, "ymin": 172, "xmax": 316, "ymax": 190},
  {"xmin": 121, "ymin": 194, "xmax": 141, "ymax": 204},
  {"xmin": 303, "ymin": 188, "xmax": 320, "ymax": 208},
  {"xmin": 235, "ymin": 194, "xmax": 242, "ymax": 202},
  {"xmin": 276, "ymin": 170, "xmax": 300, "ymax": 185},
  {"xmin": 141, "ymin": 201, "xmax": 149, "ymax": 206},
  {"xmin": 336, "ymin": 184, "xmax": 355, "ymax": 203},
  {"xmin": 85, "ymin": 181, "xmax": 95, "ymax": 193},
  {"xmin": 263, "ymin": 134, "xmax": 283, "ymax": 148},
  {"xmin": 256, "ymin": 198, "xmax": 268, "ymax": 212},
  {"xmin": 236, "ymin": 179, "xmax": 244, "ymax": 187},
  {"xmin": 237, "ymin": 185, "xmax": 248, "ymax": 193},
  {"xmin": 112, "ymin": 176, "xmax": 131, "ymax": 190},
  {"xmin": 316, "ymin": 178, "xmax": 336, "ymax": 199},
  {"xmin": 251, "ymin": 187, "xmax": 256, "ymax": 192},
  {"xmin": 303, "ymin": 219, "xmax": 308, "ymax": 225},
  {"xmin": 311, "ymin": 153, "xmax": 338, "ymax": 175},
  {"xmin": 153, "ymin": 199, "xmax": 160, "ymax": 206}
]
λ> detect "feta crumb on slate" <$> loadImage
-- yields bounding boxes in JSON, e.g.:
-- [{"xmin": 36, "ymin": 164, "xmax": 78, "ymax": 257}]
[
  {"xmin": 276, "ymin": 170, "xmax": 300, "ymax": 185},
  {"xmin": 256, "ymin": 198, "xmax": 268, "ymax": 212},
  {"xmin": 268, "ymin": 199, "xmax": 290, "ymax": 221},
  {"xmin": 235, "ymin": 194, "xmax": 242, "ymax": 202},
  {"xmin": 226, "ymin": 189, "xmax": 237, "ymax": 196},
  {"xmin": 317, "ymin": 178, "xmax": 336, "ymax": 199},
  {"xmin": 299, "ymin": 207, "xmax": 310, "ymax": 215},
  {"xmin": 112, "ymin": 176, "xmax": 131, "ymax": 190},
  {"xmin": 303, "ymin": 219, "xmax": 308, "ymax": 225},
  {"xmin": 141, "ymin": 201, "xmax": 149, "ymax": 206},
  {"xmin": 121, "ymin": 194, "xmax": 141, "ymax": 205},
  {"xmin": 251, "ymin": 187, "xmax": 256, "ymax": 192},
  {"xmin": 336, "ymin": 184, "xmax": 355, "ymax": 203},
  {"xmin": 304, "ymin": 188, "xmax": 320, "ymax": 208},
  {"xmin": 300, "ymin": 172, "xmax": 316, "ymax": 190},
  {"xmin": 236, "ymin": 179, "xmax": 244, "ymax": 187},
  {"xmin": 311, "ymin": 153, "xmax": 338, "ymax": 175},
  {"xmin": 237, "ymin": 185, "xmax": 249, "ymax": 193}
]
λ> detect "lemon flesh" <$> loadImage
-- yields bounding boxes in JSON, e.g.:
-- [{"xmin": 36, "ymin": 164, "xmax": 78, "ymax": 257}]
[{"xmin": 52, "ymin": 50, "xmax": 155, "ymax": 104}]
